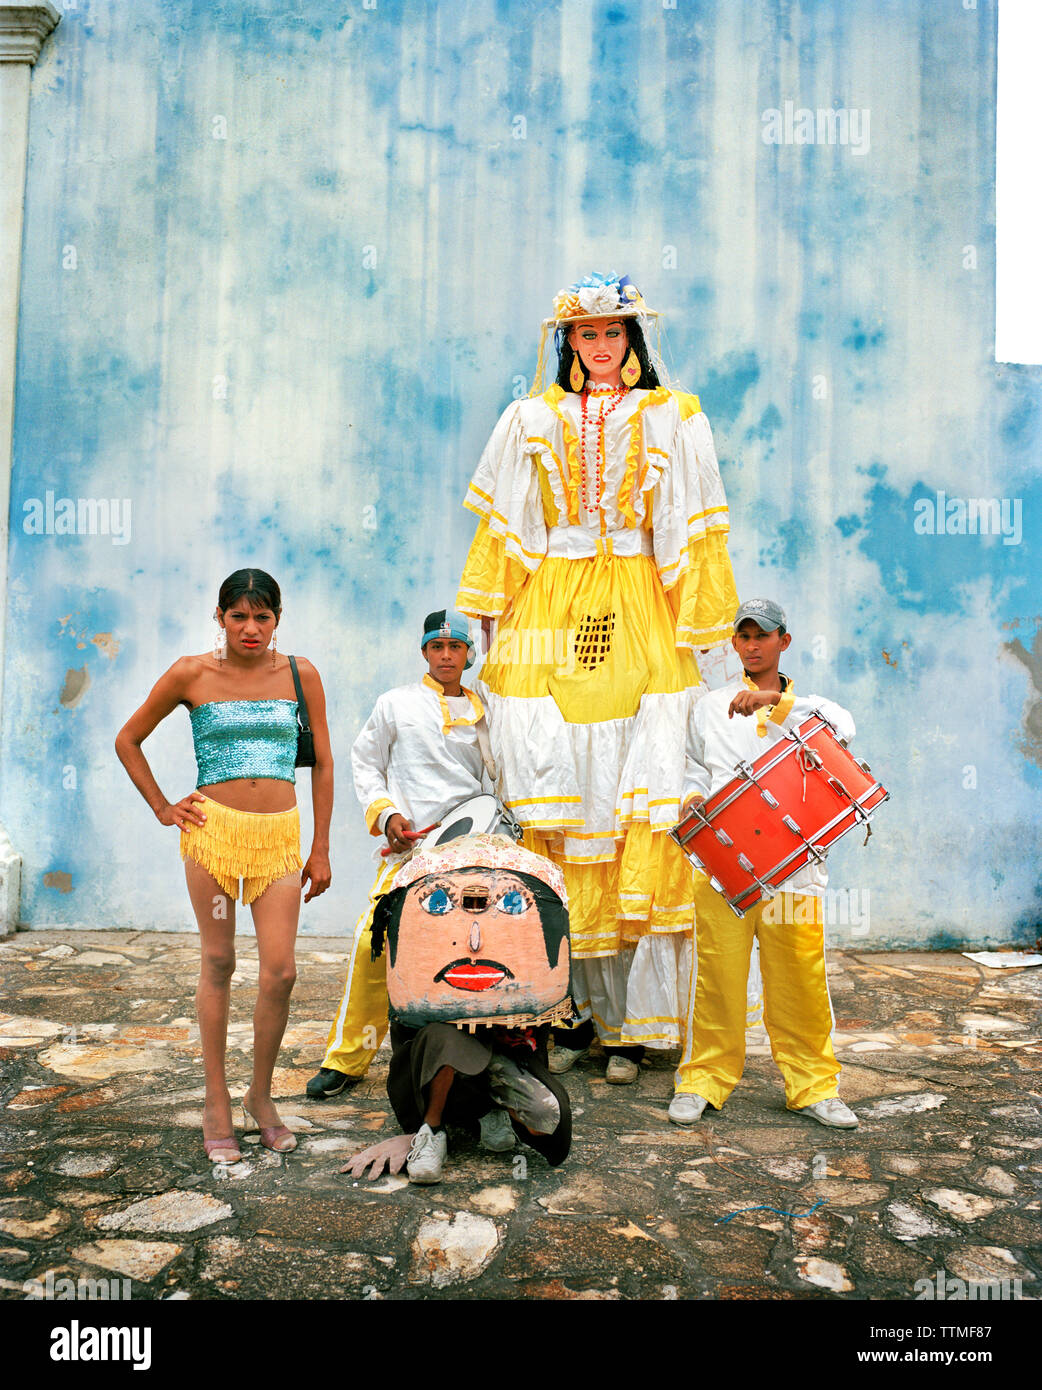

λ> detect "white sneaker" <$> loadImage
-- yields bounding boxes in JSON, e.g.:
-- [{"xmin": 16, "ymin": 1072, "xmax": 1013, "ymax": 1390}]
[
  {"xmin": 796, "ymin": 1097, "xmax": 858, "ymax": 1129},
  {"xmin": 605, "ymin": 1055, "xmax": 640, "ymax": 1085},
  {"xmin": 407, "ymin": 1123, "xmax": 447, "ymax": 1183},
  {"xmin": 668, "ymin": 1092, "xmax": 708, "ymax": 1125},
  {"xmin": 548, "ymin": 1044, "xmax": 588, "ymax": 1074},
  {"xmin": 479, "ymin": 1107, "xmax": 516, "ymax": 1152}
]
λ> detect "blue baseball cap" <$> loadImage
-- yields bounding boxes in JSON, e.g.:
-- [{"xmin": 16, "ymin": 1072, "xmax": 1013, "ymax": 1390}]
[{"xmin": 421, "ymin": 609, "xmax": 476, "ymax": 669}]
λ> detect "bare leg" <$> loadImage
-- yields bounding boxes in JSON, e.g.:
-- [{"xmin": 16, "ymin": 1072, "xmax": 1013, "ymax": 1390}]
[
  {"xmin": 424, "ymin": 1066, "xmax": 455, "ymax": 1127},
  {"xmin": 243, "ymin": 871, "xmax": 301, "ymax": 1129},
  {"xmin": 184, "ymin": 859, "xmax": 237, "ymax": 1144}
]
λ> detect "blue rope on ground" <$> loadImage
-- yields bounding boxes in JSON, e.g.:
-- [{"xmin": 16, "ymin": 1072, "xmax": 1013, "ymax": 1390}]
[{"xmin": 715, "ymin": 1198, "xmax": 829, "ymax": 1226}]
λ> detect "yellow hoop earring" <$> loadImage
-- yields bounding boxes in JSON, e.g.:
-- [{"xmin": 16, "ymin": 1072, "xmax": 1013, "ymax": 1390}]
[
  {"xmin": 569, "ymin": 355, "xmax": 586, "ymax": 392},
  {"xmin": 621, "ymin": 349, "xmax": 641, "ymax": 387}
]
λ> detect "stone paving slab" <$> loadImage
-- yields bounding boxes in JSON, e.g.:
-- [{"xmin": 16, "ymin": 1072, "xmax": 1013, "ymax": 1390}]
[{"xmin": 0, "ymin": 931, "xmax": 1039, "ymax": 1305}]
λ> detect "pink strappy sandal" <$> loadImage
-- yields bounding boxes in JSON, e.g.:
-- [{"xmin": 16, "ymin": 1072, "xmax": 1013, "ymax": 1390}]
[
  {"xmin": 240, "ymin": 1100, "xmax": 297, "ymax": 1153},
  {"xmin": 203, "ymin": 1137, "xmax": 242, "ymax": 1164}
]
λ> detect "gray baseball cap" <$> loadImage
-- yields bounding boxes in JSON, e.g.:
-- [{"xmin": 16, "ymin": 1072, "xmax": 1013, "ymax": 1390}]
[{"xmin": 733, "ymin": 598, "xmax": 787, "ymax": 633}]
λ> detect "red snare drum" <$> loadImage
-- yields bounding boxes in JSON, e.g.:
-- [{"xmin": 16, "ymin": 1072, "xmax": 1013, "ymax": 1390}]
[{"xmin": 669, "ymin": 711, "xmax": 889, "ymax": 917}]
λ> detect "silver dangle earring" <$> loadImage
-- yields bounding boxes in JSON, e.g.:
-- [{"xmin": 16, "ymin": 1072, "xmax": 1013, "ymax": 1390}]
[
  {"xmin": 213, "ymin": 617, "xmax": 227, "ymax": 663},
  {"xmin": 271, "ymin": 629, "xmax": 278, "ymax": 669}
]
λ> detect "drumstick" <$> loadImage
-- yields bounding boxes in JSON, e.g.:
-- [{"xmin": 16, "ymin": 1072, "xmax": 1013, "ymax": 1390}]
[{"xmin": 380, "ymin": 822, "xmax": 441, "ymax": 856}]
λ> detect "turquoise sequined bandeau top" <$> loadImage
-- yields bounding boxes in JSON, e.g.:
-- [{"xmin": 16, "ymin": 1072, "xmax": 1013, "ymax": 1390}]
[{"xmin": 189, "ymin": 700, "xmax": 298, "ymax": 787}]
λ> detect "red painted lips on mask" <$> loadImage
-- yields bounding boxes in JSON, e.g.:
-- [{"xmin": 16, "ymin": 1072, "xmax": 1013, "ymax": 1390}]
[{"xmin": 434, "ymin": 959, "xmax": 514, "ymax": 992}]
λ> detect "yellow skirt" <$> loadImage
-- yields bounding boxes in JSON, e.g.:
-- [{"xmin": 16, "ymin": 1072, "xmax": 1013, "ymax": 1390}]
[
  {"xmin": 481, "ymin": 553, "xmax": 700, "ymax": 957},
  {"xmin": 180, "ymin": 795, "xmax": 302, "ymax": 905},
  {"xmin": 481, "ymin": 553, "xmax": 698, "ymax": 720},
  {"xmin": 529, "ymin": 825, "xmax": 697, "ymax": 957}
]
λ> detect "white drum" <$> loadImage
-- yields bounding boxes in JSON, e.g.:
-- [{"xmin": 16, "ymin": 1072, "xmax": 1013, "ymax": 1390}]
[{"xmin": 418, "ymin": 795, "xmax": 521, "ymax": 851}]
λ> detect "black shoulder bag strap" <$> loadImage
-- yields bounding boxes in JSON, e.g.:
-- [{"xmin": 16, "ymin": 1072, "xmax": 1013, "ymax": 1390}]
[{"xmin": 288, "ymin": 656, "xmax": 316, "ymax": 767}]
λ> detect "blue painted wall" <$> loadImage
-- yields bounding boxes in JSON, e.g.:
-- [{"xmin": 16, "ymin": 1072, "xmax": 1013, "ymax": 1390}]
[{"xmin": 4, "ymin": 0, "xmax": 1039, "ymax": 946}]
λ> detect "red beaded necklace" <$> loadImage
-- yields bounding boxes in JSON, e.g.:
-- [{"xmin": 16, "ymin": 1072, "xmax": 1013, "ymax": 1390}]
[{"xmin": 579, "ymin": 385, "xmax": 629, "ymax": 516}]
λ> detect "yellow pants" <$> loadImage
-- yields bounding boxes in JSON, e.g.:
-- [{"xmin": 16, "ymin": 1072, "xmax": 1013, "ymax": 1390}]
[
  {"xmin": 674, "ymin": 875, "xmax": 839, "ymax": 1110},
  {"xmin": 320, "ymin": 859, "xmax": 396, "ymax": 1078}
]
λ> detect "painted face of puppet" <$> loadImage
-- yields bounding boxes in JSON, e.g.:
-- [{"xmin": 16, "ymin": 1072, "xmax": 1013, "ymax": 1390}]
[
  {"xmin": 385, "ymin": 866, "xmax": 570, "ymax": 1027},
  {"xmin": 567, "ymin": 318, "xmax": 628, "ymax": 385}
]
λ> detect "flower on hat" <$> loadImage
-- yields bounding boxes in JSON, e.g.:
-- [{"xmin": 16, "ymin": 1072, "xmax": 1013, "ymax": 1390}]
[
  {"xmin": 577, "ymin": 284, "xmax": 621, "ymax": 316},
  {"xmin": 617, "ymin": 275, "xmax": 644, "ymax": 307},
  {"xmin": 552, "ymin": 291, "xmax": 583, "ymax": 320},
  {"xmin": 551, "ymin": 272, "xmax": 647, "ymax": 322}
]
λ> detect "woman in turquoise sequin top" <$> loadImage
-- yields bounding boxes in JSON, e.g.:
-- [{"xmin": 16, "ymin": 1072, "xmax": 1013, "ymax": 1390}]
[{"xmin": 116, "ymin": 569, "xmax": 333, "ymax": 1164}]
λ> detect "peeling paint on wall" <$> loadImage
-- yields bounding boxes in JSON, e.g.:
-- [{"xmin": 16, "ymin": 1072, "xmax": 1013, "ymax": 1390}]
[
  {"xmin": 1003, "ymin": 632, "xmax": 1042, "ymax": 766},
  {"xmin": 90, "ymin": 633, "xmax": 119, "ymax": 660},
  {"xmin": 57, "ymin": 615, "xmax": 93, "ymax": 651},
  {"xmin": 58, "ymin": 668, "xmax": 90, "ymax": 708},
  {"xmin": 42, "ymin": 872, "xmax": 73, "ymax": 894}
]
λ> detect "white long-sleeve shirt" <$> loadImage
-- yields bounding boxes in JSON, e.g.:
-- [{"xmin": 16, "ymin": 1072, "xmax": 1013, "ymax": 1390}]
[
  {"xmin": 351, "ymin": 676, "xmax": 491, "ymax": 862},
  {"xmin": 682, "ymin": 677, "xmax": 856, "ymax": 896}
]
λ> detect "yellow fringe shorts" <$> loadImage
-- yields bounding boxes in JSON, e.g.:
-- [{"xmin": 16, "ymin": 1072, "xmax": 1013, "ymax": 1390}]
[{"xmin": 180, "ymin": 795, "xmax": 303, "ymax": 905}]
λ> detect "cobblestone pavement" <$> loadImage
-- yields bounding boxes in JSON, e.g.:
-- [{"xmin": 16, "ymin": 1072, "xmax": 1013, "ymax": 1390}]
[{"xmin": 0, "ymin": 931, "xmax": 1039, "ymax": 1304}]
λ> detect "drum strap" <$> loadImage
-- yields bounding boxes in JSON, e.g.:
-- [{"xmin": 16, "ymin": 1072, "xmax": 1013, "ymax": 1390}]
[
  {"xmin": 474, "ymin": 716, "xmax": 499, "ymax": 785},
  {"xmin": 474, "ymin": 718, "xmax": 523, "ymax": 842}
]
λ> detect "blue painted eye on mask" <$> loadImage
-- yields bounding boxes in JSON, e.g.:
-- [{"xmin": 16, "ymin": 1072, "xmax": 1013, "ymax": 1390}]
[
  {"xmin": 420, "ymin": 887, "xmax": 452, "ymax": 915},
  {"xmin": 495, "ymin": 889, "xmax": 526, "ymax": 915}
]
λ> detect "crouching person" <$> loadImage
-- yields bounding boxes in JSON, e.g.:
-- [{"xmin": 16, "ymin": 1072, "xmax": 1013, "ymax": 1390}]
[
  {"xmin": 342, "ymin": 833, "xmax": 573, "ymax": 1184},
  {"xmin": 382, "ymin": 1021, "xmax": 570, "ymax": 1183}
]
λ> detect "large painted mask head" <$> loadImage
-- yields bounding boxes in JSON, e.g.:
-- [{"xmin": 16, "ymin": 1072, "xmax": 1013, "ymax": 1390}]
[{"xmin": 373, "ymin": 835, "xmax": 571, "ymax": 1027}]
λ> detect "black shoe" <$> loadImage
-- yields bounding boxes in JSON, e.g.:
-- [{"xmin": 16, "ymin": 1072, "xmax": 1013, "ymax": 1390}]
[{"xmin": 306, "ymin": 1067, "xmax": 357, "ymax": 1099}]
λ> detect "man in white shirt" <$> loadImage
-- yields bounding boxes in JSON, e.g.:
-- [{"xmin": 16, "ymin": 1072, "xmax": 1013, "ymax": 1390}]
[
  {"xmin": 668, "ymin": 599, "xmax": 859, "ymax": 1130},
  {"xmin": 306, "ymin": 610, "xmax": 492, "ymax": 1099}
]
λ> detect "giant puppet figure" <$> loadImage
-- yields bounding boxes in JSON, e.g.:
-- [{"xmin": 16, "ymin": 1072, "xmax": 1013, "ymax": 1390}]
[
  {"xmin": 342, "ymin": 831, "xmax": 573, "ymax": 1184},
  {"xmin": 376, "ymin": 832, "xmax": 572, "ymax": 1029},
  {"xmin": 456, "ymin": 273, "xmax": 739, "ymax": 1069}
]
